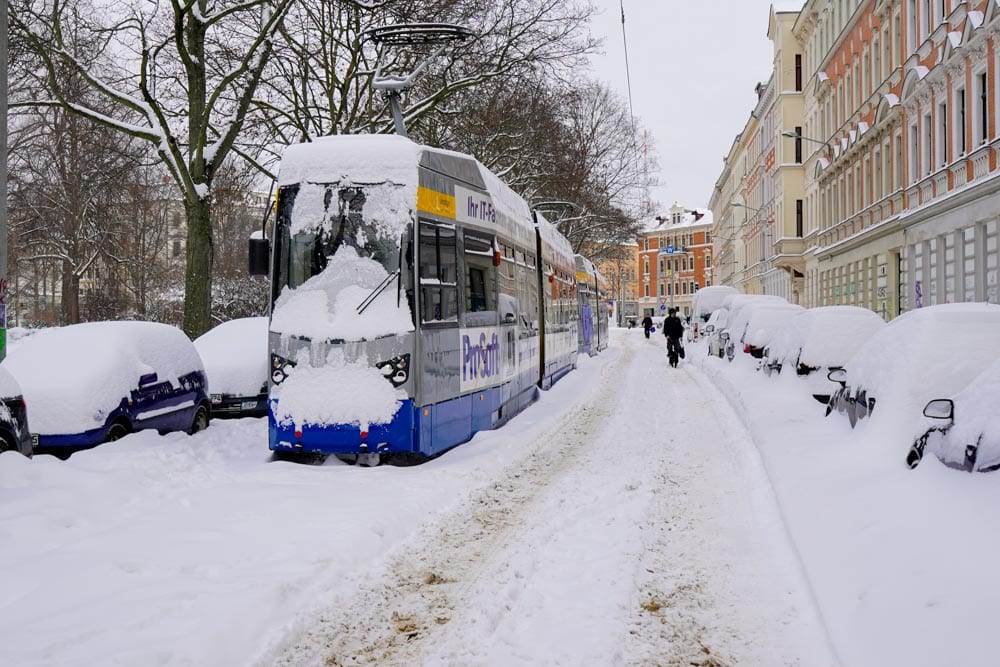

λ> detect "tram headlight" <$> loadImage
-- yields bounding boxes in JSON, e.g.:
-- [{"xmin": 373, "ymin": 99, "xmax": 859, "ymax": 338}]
[
  {"xmin": 375, "ymin": 353, "xmax": 411, "ymax": 388},
  {"xmin": 270, "ymin": 353, "xmax": 296, "ymax": 385}
]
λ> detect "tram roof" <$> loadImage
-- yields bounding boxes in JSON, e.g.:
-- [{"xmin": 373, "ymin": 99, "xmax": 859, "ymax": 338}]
[{"xmin": 278, "ymin": 134, "xmax": 551, "ymax": 251}]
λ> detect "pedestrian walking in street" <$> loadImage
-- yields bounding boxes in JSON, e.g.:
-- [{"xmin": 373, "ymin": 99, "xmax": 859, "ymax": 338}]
[
  {"xmin": 662, "ymin": 308, "xmax": 685, "ymax": 367},
  {"xmin": 641, "ymin": 314, "xmax": 653, "ymax": 339}
]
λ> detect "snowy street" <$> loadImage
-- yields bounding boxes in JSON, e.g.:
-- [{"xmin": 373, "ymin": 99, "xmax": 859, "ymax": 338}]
[{"xmin": 2, "ymin": 330, "xmax": 835, "ymax": 666}]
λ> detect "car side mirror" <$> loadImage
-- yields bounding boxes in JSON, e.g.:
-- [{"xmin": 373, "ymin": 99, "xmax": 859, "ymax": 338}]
[
  {"xmin": 827, "ymin": 368, "xmax": 847, "ymax": 385},
  {"xmin": 249, "ymin": 235, "xmax": 270, "ymax": 276},
  {"xmin": 138, "ymin": 372, "xmax": 159, "ymax": 387},
  {"xmin": 719, "ymin": 332, "xmax": 729, "ymax": 341},
  {"xmin": 704, "ymin": 325, "xmax": 714, "ymax": 333},
  {"xmin": 923, "ymin": 398, "xmax": 954, "ymax": 420}
]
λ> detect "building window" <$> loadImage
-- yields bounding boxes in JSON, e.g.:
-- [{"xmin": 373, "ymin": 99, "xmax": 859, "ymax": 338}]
[
  {"xmin": 957, "ymin": 86, "xmax": 967, "ymax": 154},
  {"xmin": 795, "ymin": 54, "xmax": 802, "ymax": 91},
  {"xmin": 796, "ymin": 199, "xmax": 803, "ymax": 237},
  {"xmin": 909, "ymin": 123, "xmax": 919, "ymax": 183},
  {"xmin": 976, "ymin": 70, "xmax": 988, "ymax": 145},
  {"xmin": 895, "ymin": 131, "xmax": 904, "ymax": 189},
  {"xmin": 644, "ymin": 284, "xmax": 650, "ymax": 297},
  {"xmin": 643, "ymin": 258, "xmax": 649, "ymax": 274},
  {"xmin": 907, "ymin": 0, "xmax": 917, "ymax": 49},
  {"xmin": 794, "ymin": 125, "xmax": 803, "ymax": 163},
  {"xmin": 172, "ymin": 240, "xmax": 182, "ymax": 257},
  {"xmin": 643, "ymin": 238, "xmax": 649, "ymax": 251},
  {"xmin": 874, "ymin": 148, "xmax": 883, "ymax": 200},
  {"xmin": 937, "ymin": 100, "xmax": 948, "ymax": 165},
  {"xmin": 923, "ymin": 111, "xmax": 933, "ymax": 175}
]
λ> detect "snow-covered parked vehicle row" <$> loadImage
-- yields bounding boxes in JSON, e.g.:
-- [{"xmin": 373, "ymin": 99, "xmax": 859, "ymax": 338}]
[
  {"xmin": 762, "ymin": 306, "xmax": 886, "ymax": 403},
  {"xmin": 822, "ymin": 303, "xmax": 1000, "ymax": 431},
  {"xmin": 2, "ymin": 321, "xmax": 211, "ymax": 457}
]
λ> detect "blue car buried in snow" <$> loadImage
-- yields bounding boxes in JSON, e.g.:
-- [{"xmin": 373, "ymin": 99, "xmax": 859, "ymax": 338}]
[{"xmin": 2, "ymin": 321, "xmax": 211, "ymax": 457}]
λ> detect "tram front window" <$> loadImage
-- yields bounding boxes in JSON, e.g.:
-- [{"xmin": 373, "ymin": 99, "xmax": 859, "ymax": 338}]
[
  {"xmin": 278, "ymin": 183, "xmax": 400, "ymax": 289},
  {"xmin": 270, "ymin": 182, "xmax": 414, "ymax": 340}
]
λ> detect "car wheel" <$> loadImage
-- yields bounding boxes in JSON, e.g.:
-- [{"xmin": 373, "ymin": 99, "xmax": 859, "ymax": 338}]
[
  {"xmin": 189, "ymin": 405, "xmax": 210, "ymax": 435},
  {"xmin": 106, "ymin": 421, "xmax": 131, "ymax": 442},
  {"xmin": 0, "ymin": 434, "xmax": 13, "ymax": 453}
]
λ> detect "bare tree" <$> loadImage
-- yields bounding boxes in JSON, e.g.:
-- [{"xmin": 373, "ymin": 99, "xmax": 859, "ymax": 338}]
[
  {"xmin": 10, "ymin": 0, "xmax": 297, "ymax": 336},
  {"xmin": 424, "ymin": 75, "xmax": 654, "ymax": 255},
  {"xmin": 8, "ymin": 12, "xmax": 152, "ymax": 325},
  {"xmin": 252, "ymin": 0, "xmax": 598, "ymax": 151}
]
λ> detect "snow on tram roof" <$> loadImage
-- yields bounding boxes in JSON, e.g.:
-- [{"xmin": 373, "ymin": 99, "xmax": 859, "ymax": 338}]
[
  {"xmin": 277, "ymin": 134, "xmax": 542, "ymax": 247},
  {"xmin": 278, "ymin": 134, "xmax": 421, "ymax": 188}
]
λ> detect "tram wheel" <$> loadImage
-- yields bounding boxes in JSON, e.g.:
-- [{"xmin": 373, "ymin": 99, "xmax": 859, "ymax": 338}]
[{"xmin": 357, "ymin": 452, "xmax": 381, "ymax": 467}]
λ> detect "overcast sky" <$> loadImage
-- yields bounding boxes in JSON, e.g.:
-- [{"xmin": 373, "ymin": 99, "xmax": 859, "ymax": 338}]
[{"xmin": 588, "ymin": 0, "xmax": 793, "ymax": 212}]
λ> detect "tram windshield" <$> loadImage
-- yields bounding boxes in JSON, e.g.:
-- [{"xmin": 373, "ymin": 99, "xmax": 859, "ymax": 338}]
[{"xmin": 270, "ymin": 182, "xmax": 415, "ymax": 342}]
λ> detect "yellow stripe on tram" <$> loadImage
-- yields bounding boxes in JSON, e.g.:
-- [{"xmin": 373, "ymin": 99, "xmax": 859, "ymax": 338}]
[{"xmin": 417, "ymin": 186, "xmax": 456, "ymax": 219}]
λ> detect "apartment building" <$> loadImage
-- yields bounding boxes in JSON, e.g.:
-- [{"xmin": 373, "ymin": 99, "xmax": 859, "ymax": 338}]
[
  {"xmin": 797, "ymin": 0, "xmax": 1000, "ymax": 315},
  {"xmin": 712, "ymin": 0, "xmax": 1000, "ymax": 319},
  {"xmin": 637, "ymin": 203, "xmax": 713, "ymax": 319}
]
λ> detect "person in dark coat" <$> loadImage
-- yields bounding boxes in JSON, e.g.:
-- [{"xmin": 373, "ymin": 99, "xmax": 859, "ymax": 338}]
[
  {"xmin": 662, "ymin": 308, "xmax": 685, "ymax": 366},
  {"xmin": 641, "ymin": 314, "xmax": 653, "ymax": 339}
]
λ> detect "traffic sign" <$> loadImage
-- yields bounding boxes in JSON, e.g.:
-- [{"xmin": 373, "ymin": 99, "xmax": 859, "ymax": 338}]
[
  {"xmin": 659, "ymin": 304, "xmax": 666, "ymax": 311},
  {"xmin": 666, "ymin": 245, "xmax": 675, "ymax": 254}
]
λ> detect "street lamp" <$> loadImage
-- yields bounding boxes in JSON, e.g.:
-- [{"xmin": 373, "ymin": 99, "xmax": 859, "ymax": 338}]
[{"xmin": 781, "ymin": 130, "xmax": 830, "ymax": 146}]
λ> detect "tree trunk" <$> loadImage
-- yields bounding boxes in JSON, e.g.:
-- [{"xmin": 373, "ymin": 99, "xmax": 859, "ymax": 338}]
[
  {"xmin": 182, "ymin": 198, "xmax": 213, "ymax": 338},
  {"xmin": 61, "ymin": 262, "xmax": 80, "ymax": 324}
]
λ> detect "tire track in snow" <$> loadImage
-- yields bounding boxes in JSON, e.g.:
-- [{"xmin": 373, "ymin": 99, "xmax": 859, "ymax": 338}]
[{"xmin": 623, "ymin": 352, "xmax": 837, "ymax": 666}]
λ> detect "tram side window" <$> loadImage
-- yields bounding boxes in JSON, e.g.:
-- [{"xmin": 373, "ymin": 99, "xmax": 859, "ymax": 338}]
[
  {"xmin": 498, "ymin": 243, "xmax": 519, "ymax": 324},
  {"xmin": 524, "ymin": 252, "xmax": 539, "ymax": 329},
  {"xmin": 418, "ymin": 223, "xmax": 458, "ymax": 323},
  {"xmin": 462, "ymin": 231, "xmax": 498, "ymax": 327}
]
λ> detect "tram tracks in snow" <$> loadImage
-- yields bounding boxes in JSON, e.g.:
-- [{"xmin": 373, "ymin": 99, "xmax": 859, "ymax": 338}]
[
  {"xmin": 268, "ymin": 335, "xmax": 833, "ymax": 666},
  {"xmin": 270, "ymin": 344, "xmax": 636, "ymax": 666}
]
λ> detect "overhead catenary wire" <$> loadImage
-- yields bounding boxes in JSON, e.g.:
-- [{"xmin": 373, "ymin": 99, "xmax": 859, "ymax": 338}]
[
  {"xmin": 618, "ymin": 0, "xmax": 649, "ymax": 213},
  {"xmin": 619, "ymin": 0, "xmax": 636, "ymax": 140}
]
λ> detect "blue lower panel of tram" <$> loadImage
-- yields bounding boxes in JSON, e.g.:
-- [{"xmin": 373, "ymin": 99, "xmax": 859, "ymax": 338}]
[
  {"xmin": 268, "ymin": 376, "xmax": 541, "ymax": 458},
  {"xmin": 268, "ymin": 399, "xmax": 417, "ymax": 455}
]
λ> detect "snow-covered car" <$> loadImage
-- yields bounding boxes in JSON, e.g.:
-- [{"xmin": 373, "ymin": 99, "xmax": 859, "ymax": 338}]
[
  {"xmin": 827, "ymin": 303, "xmax": 1000, "ymax": 430},
  {"xmin": 3, "ymin": 321, "xmax": 211, "ymax": 456},
  {"xmin": 0, "ymin": 366, "xmax": 32, "ymax": 457},
  {"xmin": 762, "ymin": 306, "xmax": 887, "ymax": 402},
  {"xmin": 194, "ymin": 317, "xmax": 268, "ymax": 419},
  {"xmin": 906, "ymin": 357, "xmax": 1000, "ymax": 472},
  {"xmin": 688, "ymin": 285, "xmax": 739, "ymax": 340},
  {"xmin": 704, "ymin": 309, "xmax": 729, "ymax": 357},
  {"xmin": 724, "ymin": 301, "xmax": 802, "ymax": 361}
]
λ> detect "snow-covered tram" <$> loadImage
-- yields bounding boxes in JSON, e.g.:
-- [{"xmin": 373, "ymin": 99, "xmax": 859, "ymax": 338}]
[
  {"xmin": 574, "ymin": 254, "xmax": 610, "ymax": 356},
  {"xmin": 254, "ymin": 134, "xmax": 584, "ymax": 464}
]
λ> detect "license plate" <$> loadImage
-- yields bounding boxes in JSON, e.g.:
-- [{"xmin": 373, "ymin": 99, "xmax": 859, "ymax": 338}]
[
  {"xmin": 241, "ymin": 401, "xmax": 258, "ymax": 410},
  {"xmin": 211, "ymin": 394, "xmax": 223, "ymax": 404},
  {"xmin": 31, "ymin": 434, "xmax": 39, "ymax": 446}
]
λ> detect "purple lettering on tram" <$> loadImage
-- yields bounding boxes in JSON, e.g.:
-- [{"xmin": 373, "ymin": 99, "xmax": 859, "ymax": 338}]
[{"xmin": 462, "ymin": 332, "xmax": 501, "ymax": 382}]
